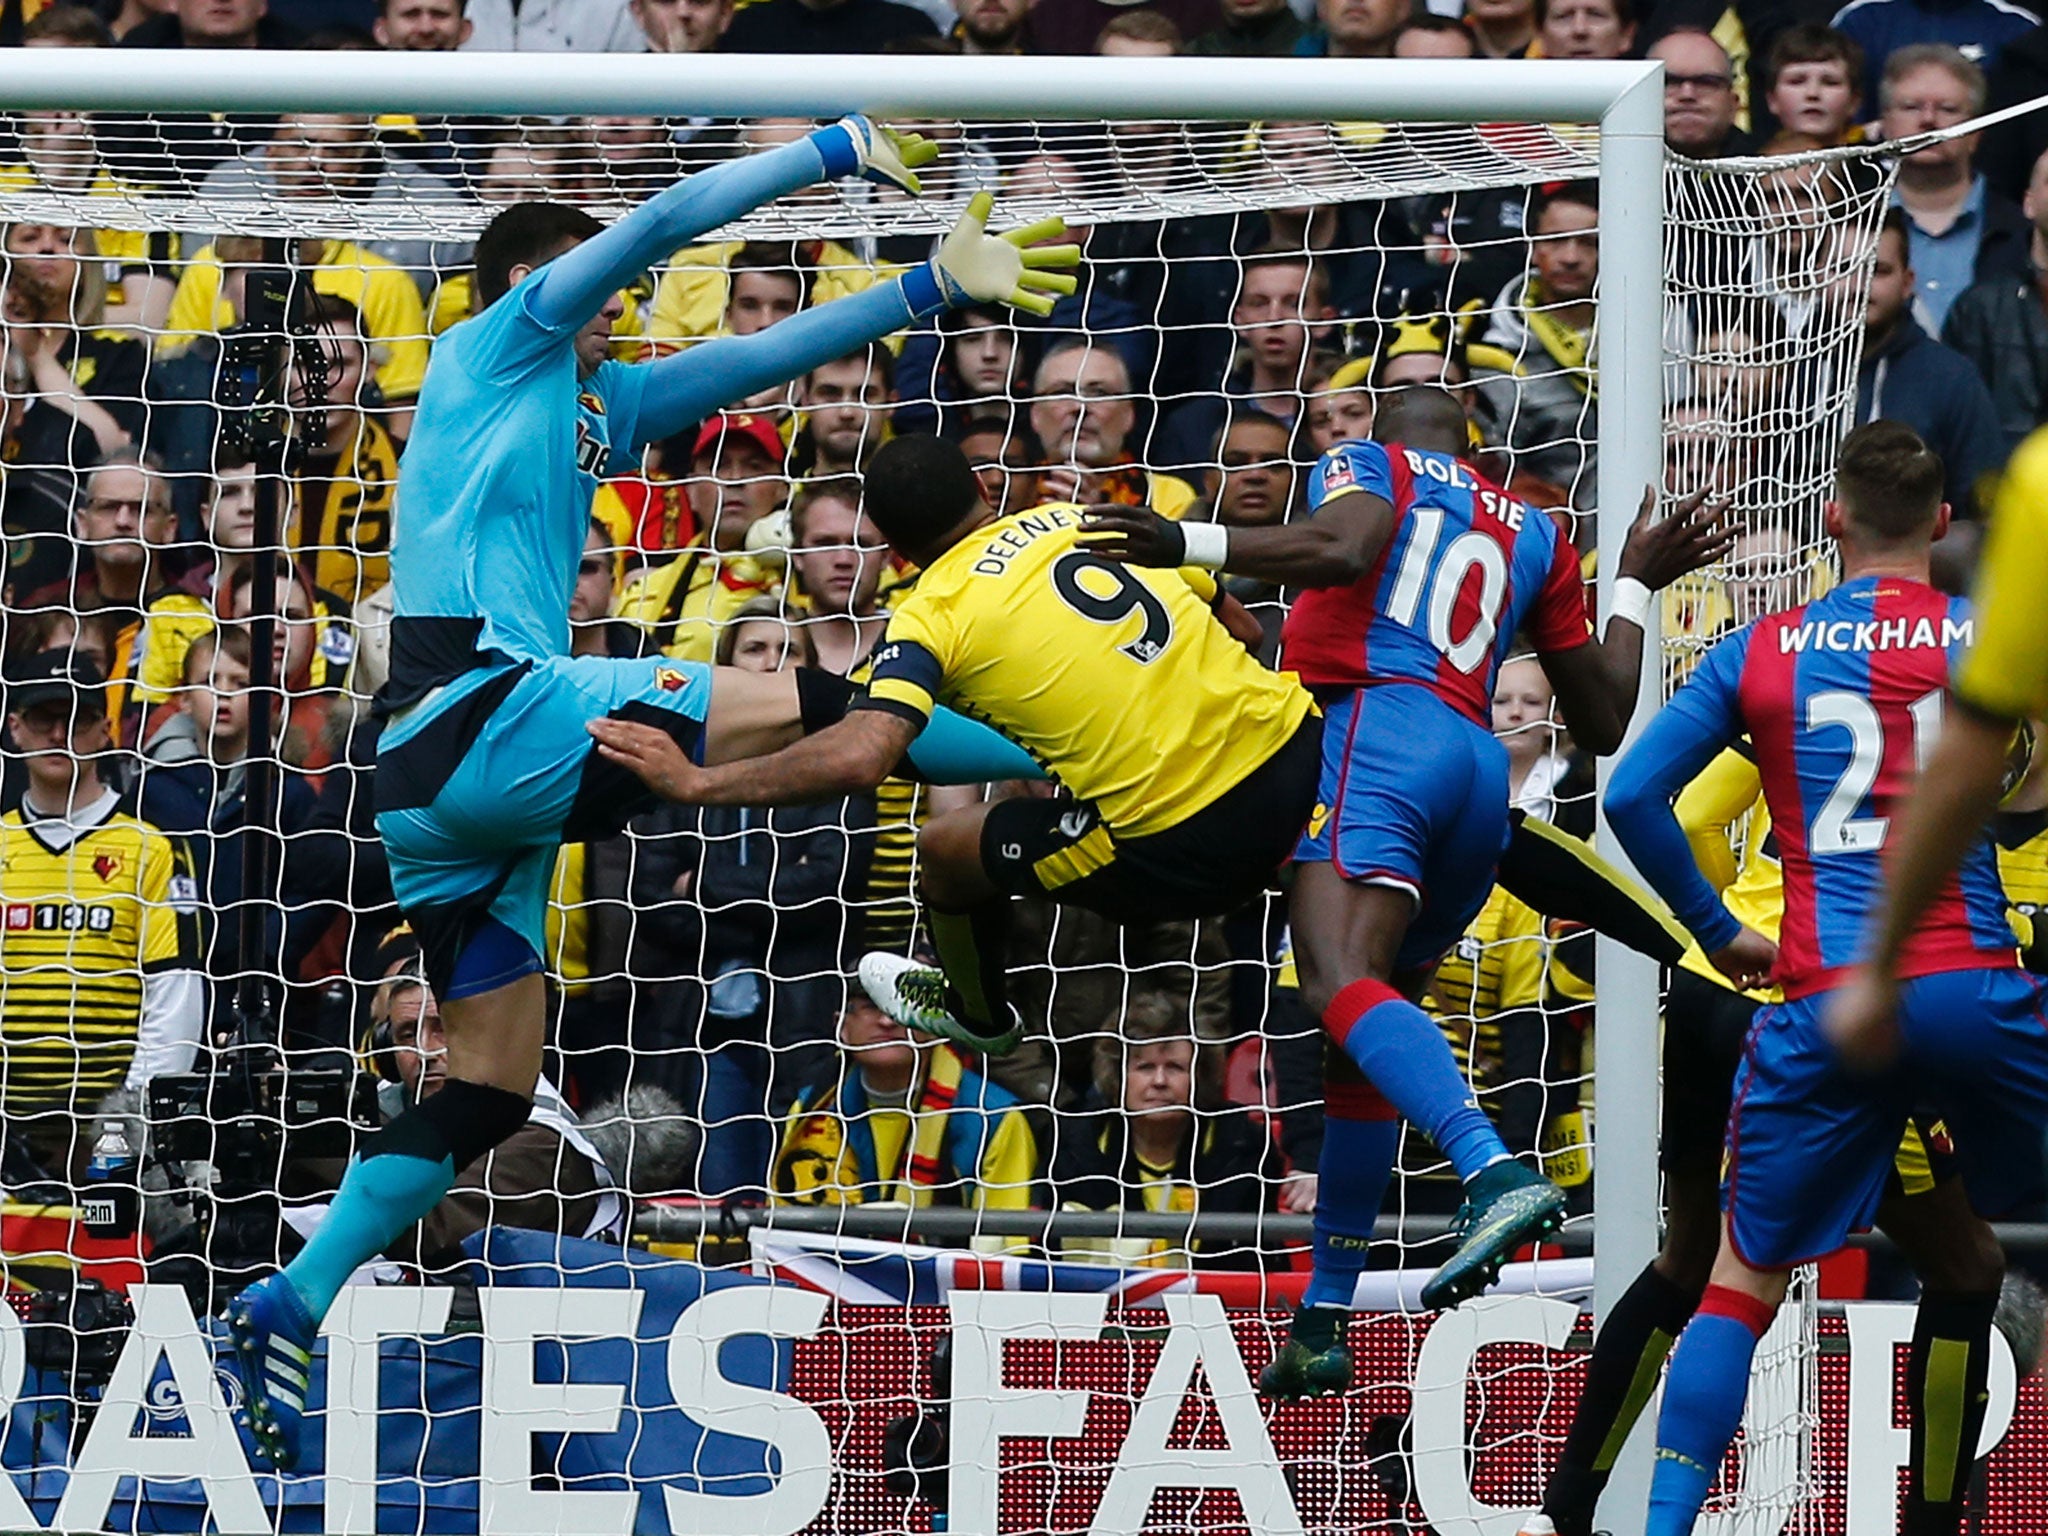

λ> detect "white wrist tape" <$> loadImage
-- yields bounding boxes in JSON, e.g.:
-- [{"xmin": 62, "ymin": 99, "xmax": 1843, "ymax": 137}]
[
  {"xmin": 1179, "ymin": 520, "xmax": 1232, "ymax": 570},
  {"xmin": 1611, "ymin": 576, "xmax": 1653, "ymax": 629}
]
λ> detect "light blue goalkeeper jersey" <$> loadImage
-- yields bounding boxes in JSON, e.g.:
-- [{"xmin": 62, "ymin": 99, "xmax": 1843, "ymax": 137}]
[
  {"xmin": 391, "ymin": 295, "xmax": 653, "ymax": 665},
  {"xmin": 380, "ymin": 120, "xmax": 945, "ymax": 706}
]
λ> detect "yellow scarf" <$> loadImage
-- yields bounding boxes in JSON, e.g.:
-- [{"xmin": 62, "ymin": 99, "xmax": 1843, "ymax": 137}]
[
  {"xmin": 774, "ymin": 1045, "xmax": 968, "ymax": 1207},
  {"xmin": 1521, "ymin": 278, "xmax": 1594, "ymax": 397}
]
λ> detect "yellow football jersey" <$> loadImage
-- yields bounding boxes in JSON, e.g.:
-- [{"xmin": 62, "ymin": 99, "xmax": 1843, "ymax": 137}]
[
  {"xmin": 1997, "ymin": 808, "xmax": 2048, "ymax": 935},
  {"xmin": 614, "ymin": 543, "xmax": 780, "ymax": 662},
  {"xmin": 1674, "ymin": 747, "xmax": 1782, "ymax": 1002},
  {"xmin": 125, "ymin": 590, "xmax": 355, "ymax": 715},
  {"xmin": 0, "ymin": 805, "xmax": 198, "ymax": 1117},
  {"xmin": 0, "ymin": 164, "xmax": 178, "ymax": 315},
  {"xmin": 646, "ymin": 239, "xmax": 892, "ymax": 341},
  {"xmin": 1430, "ymin": 885, "xmax": 1553, "ymax": 1040},
  {"xmin": 1955, "ymin": 427, "xmax": 2048, "ymax": 722},
  {"xmin": 863, "ymin": 503, "xmax": 1314, "ymax": 838}
]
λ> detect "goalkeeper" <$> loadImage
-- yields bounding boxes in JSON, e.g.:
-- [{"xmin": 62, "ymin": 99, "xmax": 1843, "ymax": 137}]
[{"xmin": 225, "ymin": 118, "xmax": 1078, "ymax": 1472}]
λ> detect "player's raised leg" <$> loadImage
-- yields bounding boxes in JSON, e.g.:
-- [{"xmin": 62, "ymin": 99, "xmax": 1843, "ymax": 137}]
[{"xmin": 860, "ymin": 800, "xmax": 1023, "ymax": 1052}]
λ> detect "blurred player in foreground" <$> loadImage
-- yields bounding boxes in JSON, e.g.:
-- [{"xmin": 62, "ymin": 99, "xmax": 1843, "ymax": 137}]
[
  {"xmin": 1829, "ymin": 421, "xmax": 2048, "ymax": 1063},
  {"xmin": 1605, "ymin": 422, "xmax": 2048, "ymax": 1536},
  {"xmin": 225, "ymin": 122, "xmax": 1078, "ymax": 1472},
  {"xmin": 1082, "ymin": 386, "xmax": 1728, "ymax": 1386}
]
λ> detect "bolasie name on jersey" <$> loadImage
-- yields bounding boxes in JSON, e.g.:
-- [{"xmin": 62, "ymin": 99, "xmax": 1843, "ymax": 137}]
[
  {"xmin": 1398, "ymin": 447, "xmax": 1528, "ymax": 529},
  {"xmin": 970, "ymin": 505, "xmax": 1081, "ymax": 575},
  {"xmin": 1774, "ymin": 613, "xmax": 1973, "ymax": 655}
]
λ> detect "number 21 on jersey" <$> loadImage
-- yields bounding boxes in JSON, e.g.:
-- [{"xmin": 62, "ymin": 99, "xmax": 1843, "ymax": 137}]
[{"xmin": 1806, "ymin": 687, "xmax": 1942, "ymax": 855}]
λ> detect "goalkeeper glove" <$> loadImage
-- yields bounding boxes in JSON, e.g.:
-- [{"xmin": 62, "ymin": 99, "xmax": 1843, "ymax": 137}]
[
  {"xmin": 818, "ymin": 114, "xmax": 939, "ymax": 196},
  {"xmin": 903, "ymin": 191, "xmax": 1081, "ymax": 319}
]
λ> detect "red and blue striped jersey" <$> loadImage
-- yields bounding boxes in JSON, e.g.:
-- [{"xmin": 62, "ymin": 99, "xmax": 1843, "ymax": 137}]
[
  {"xmin": 1608, "ymin": 575, "xmax": 2015, "ymax": 999},
  {"xmin": 1279, "ymin": 439, "xmax": 1591, "ymax": 725}
]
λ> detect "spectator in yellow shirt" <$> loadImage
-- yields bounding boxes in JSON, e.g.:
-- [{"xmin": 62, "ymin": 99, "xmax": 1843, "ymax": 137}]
[
  {"xmin": 614, "ymin": 412, "xmax": 786, "ymax": 659},
  {"xmin": 773, "ymin": 987, "xmax": 1038, "ymax": 1217}
]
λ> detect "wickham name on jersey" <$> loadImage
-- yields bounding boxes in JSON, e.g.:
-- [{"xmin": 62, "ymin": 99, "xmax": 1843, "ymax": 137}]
[
  {"xmin": 971, "ymin": 506, "xmax": 1079, "ymax": 576},
  {"xmin": 1775, "ymin": 614, "xmax": 1972, "ymax": 655}
]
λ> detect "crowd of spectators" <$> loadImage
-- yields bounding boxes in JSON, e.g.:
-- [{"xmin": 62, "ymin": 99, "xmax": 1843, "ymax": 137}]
[{"xmin": 0, "ymin": 0, "xmax": 2045, "ymax": 1276}]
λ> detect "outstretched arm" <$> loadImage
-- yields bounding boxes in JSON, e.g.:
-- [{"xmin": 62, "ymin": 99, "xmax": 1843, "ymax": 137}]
[
  {"xmin": 637, "ymin": 279, "xmax": 929, "ymax": 444},
  {"xmin": 1078, "ymin": 491, "xmax": 1395, "ymax": 588},
  {"xmin": 526, "ymin": 117, "xmax": 922, "ymax": 332},
  {"xmin": 591, "ymin": 708, "xmax": 915, "ymax": 806},
  {"xmin": 633, "ymin": 192, "xmax": 1079, "ymax": 445},
  {"xmin": 1540, "ymin": 488, "xmax": 1730, "ymax": 755}
]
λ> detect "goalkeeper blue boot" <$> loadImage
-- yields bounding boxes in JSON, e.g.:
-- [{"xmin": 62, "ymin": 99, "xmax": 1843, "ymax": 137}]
[
  {"xmin": 226, "ymin": 1272, "xmax": 319, "ymax": 1471},
  {"xmin": 1421, "ymin": 1159, "xmax": 1567, "ymax": 1312},
  {"xmin": 1258, "ymin": 1304, "xmax": 1353, "ymax": 1399}
]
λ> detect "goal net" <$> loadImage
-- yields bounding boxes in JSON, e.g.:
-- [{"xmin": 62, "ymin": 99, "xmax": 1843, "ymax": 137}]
[{"xmin": 0, "ymin": 63, "xmax": 1901, "ymax": 1533}]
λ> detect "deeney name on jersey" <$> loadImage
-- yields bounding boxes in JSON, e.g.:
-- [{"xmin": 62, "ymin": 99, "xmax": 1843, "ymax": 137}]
[{"xmin": 970, "ymin": 507, "xmax": 1080, "ymax": 576}]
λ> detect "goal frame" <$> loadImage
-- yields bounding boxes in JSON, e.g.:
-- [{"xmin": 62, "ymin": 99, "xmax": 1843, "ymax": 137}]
[{"xmin": 0, "ymin": 34, "xmax": 1669, "ymax": 1482}]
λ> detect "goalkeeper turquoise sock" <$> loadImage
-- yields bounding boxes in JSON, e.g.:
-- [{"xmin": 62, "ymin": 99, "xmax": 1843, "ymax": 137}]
[
  {"xmin": 1646, "ymin": 1285, "xmax": 1774, "ymax": 1536},
  {"xmin": 901, "ymin": 707, "xmax": 1042, "ymax": 786},
  {"xmin": 281, "ymin": 1078, "xmax": 531, "ymax": 1321},
  {"xmin": 1302, "ymin": 1073, "xmax": 1399, "ymax": 1310},
  {"xmin": 1326, "ymin": 978, "xmax": 1506, "ymax": 1182},
  {"xmin": 284, "ymin": 1151, "xmax": 456, "ymax": 1320}
]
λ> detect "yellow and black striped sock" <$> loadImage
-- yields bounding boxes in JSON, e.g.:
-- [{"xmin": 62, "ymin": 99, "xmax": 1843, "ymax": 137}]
[
  {"xmin": 1545, "ymin": 1261, "xmax": 1700, "ymax": 1536},
  {"xmin": 1903, "ymin": 1288, "xmax": 1998, "ymax": 1535},
  {"xmin": 926, "ymin": 901, "xmax": 1012, "ymax": 1032},
  {"xmin": 1498, "ymin": 811, "xmax": 1690, "ymax": 968}
]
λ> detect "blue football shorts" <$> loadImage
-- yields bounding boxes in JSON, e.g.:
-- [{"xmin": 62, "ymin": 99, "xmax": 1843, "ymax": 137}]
[
  {"xmin": 1724, "ymin": 965, "xmax": 2048, "ymax": 1268},
  {"xmin": 1293, "ymin": 683, "xmax": 1514, "ymax": 972}
]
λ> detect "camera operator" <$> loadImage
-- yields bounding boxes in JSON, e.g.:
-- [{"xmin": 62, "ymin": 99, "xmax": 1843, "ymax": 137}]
[{"xmin": 344, "ymin": 930, "xmax": 625, "ymax": 1270}]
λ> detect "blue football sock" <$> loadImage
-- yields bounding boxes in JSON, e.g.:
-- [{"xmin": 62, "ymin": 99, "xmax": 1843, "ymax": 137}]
[
  {"xmin": 283, "ymin": 1151, "xmax": 456, "ymax": 1320},
  {"xmin": 1303, "ymin": 1098, "xmax": 1400, "ymax": 1309},
  {"xmin": 1647, "ymin": 1286, "xmax": 1774, "ymax": 1536},
  {"xmin": 1328, "ymin": 978, "xmax": 1507, "ymax": 1182}
]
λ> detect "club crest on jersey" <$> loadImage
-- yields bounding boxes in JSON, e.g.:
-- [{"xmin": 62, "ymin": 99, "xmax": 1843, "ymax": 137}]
[
  {"xmin": 92, "ymin": 852, "xmax": 121, "ymax": 883},
  {"xmin": 577, "ymin": 391, "xmax": 605, "ymax": 416},
  {"xmin": 654, "ymin": 667, "xmax": 688, "ymax": 693},
  {"xmin": 574, "ymin": 417, "xmax": 610, "ymax": 477}
]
